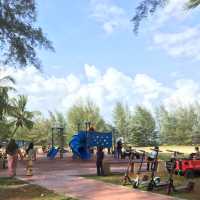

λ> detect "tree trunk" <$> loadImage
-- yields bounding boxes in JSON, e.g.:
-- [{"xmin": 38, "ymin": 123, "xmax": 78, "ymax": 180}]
[{"xmin": 11, "ymin": 126, "xmax": 18, "ymax": 138}]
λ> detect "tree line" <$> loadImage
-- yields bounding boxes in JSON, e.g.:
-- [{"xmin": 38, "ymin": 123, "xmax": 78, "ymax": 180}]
[{"xmin": 1, "ymin": 83, "xmax": 200, "ymax": 147}]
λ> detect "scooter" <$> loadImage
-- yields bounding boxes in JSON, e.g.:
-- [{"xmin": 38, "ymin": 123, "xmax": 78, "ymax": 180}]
[
  {"xmin": 122, "ymin": 150, "xmax": 141, "ymax": 185},
  {"xmin": 132, "ymin": 150, "xmax": 149, "ymax": 188},
  {"xmin": 147, "ymin": 148, "xmax": 170, "ymax": 191},
  {"xmin": 166, "ymin": 150, "xmax": 195, "ymax": 194}
]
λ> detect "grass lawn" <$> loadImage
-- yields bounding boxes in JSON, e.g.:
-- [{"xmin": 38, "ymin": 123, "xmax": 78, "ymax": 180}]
[
  {"xmin": 0, "ymin": 177, "xmax": 78, "ymax": 200},
  {"xmin": 82, "ymin": 172, "xmax": 200, "ymax": 200},
  {"xmin": 82, "ymin": 146, "xmax": 200, "ymax": 199}
]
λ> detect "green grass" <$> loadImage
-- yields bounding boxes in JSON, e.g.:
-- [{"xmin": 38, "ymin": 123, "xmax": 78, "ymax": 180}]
[
  {"xmin": 82, "ymin": 173, "xmax": 200, "ymax": 200},
  {"xmin": 0, "ymin": 177, "xmax": 25, "ymax": 186},
  {"xmin": 82, "ymin": 174, "xmax": 124, "ymax": 186},
  {"xmin": 0, "ymin": 177, "xmax": 78, "ymax": 200}
]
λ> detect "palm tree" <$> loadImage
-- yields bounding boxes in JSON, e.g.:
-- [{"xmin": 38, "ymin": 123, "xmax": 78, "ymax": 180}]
[
  {"xmin": 0, "ymin": 75, "xmax": 15, "ymax": 120},
  {"xmin": 10, "ymin": 95, "xmax": 34, "ymax": 137}
]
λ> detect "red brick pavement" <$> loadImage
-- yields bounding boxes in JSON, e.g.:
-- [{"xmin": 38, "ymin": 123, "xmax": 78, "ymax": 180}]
[{"xmin": 0, "ymin": 157, "xmax": 180, "ymax": 200}]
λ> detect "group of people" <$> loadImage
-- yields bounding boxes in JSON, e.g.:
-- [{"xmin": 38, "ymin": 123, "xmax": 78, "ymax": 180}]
[
  {"xmin": 4, "ymin": 139, "xmax": 35, "ymax": 177},
  {"xmin": 115, "ymin": 139, "xmax": 140, "ymax": 160}
]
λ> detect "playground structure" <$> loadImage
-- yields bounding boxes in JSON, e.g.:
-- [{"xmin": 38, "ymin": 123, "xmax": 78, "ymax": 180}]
[
  {"xmin": 69, "ymin": 131, "xmax": 112, "ymax": 160},
  {"xmin": 47, "ymin": 125, "xmax": 65, "ymax": 159}
]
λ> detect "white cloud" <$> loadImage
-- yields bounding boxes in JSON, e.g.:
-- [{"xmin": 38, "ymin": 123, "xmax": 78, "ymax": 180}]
[
  {"xmin": 90, "ymin": 0, "xmax": 130, "ymax": 34},
  {"xmin": 148, "ymin": 0, "xmax": 200, "ymax": 60},
  {"xmin": 2, "ymin": 65, "xmax": 200, "ymax": 121},
  {"xmin": 164, "ymin": 79, "xmax": 200, "ymax": 109},
  {"xmin": 84, "ymin": 64, "xmax": 101, "ymax": 80},
  {"xmin": 153, "ymin": 26, "xmax": 200, "ymax": 59},
  {"xmin": 150, "ymin": 0, "xmax": 189, "ymax": 29}
]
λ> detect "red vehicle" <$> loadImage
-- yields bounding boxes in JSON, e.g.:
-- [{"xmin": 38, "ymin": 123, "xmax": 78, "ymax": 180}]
[{"xmin": 175, "ymin": 159, "xmax": 200, "ymax": 178}]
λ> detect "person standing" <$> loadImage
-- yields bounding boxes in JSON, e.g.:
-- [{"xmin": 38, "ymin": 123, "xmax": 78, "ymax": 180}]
[
  {"xmin": 6, "ymin": 139, "xmax": 23, "ymax": 177},
  {"xmin": 96, "ymin": 147, "xmax": 104, "ymax": 176},
  {"xmin": 116, "ymin": 139, "xmax": 122, "ymax": 159},
  {"xmin": 146, "ymin": 146, "xmax": 159, "ymax": 171},
  {"xmin": 25, "ymin": 142, "xmax": 35, "ymax": 176}
]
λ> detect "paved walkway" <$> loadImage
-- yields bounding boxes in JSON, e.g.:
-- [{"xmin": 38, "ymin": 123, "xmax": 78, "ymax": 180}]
[
  {"xmin": 1, "ymin": 157, "xmax": 179, "ymax": 200},
  {"xmin": 19, "ymin": 172, "xmax": 176, "ymax": 200}
]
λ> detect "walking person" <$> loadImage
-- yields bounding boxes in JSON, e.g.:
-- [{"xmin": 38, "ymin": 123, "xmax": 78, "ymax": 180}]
[
  {"xmin": 96, "ymin": 146, "xmax": 104, "ymax": 176},
  {"xmin": 6, "ymin": 139, "xmax": 23, "ymax": 177},
  {"xmin": 24, "ymin": 142, "xmax": 35, "ymax": 176}
]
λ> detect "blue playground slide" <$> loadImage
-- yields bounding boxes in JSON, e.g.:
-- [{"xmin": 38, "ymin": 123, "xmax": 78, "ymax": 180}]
[
  {"xmin": 69, "ymin": 131, "xmax": 112, "ymax": 160},
  {"xmin": 47, "ymin": 147, "xmax": 59, "ymax": 159},
  {"xmin": 69, "ymin": 131, "xmax": 90, "ymax": 160}
]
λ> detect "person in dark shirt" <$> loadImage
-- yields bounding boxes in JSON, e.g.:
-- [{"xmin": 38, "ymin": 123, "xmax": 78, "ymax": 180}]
[
  {"xmin": 96, "ymin": 146, "xmax": 104, "ymax": 176},
  {"xmin": 6, "ymin": 139, "xmax": 23, "ymax": 177},
  {"xmin": 116, "ymin": 139, "xmax": 122, "ymax": 159}
]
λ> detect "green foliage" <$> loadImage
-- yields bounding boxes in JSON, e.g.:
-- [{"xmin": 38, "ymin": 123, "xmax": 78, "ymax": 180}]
[
  {"xmin": 132, "ymin": 0, "xmax": 167, "ymax": 34},
  {"xmin": 0, "ymin": 120, "xmax": 11, "ymax": 139},
  {"xmin": 14, "ymin": 114, "xmax": 52, "ymax": 144},
  {"xmin": 157, "ymin": 105, "xmax": 200, "ymax": 145},
  {"xmin": 0, "ymin": 74, "xmax": 15, "ymax": 120},
  {"xmin": 0, "ymin": 0, "xmax": 54, "ymax": 68},
  {"xmin": 112, "ymin": 102, "xmax": 131, "ymax": 142},
  {"xmin": 49, "ymin": 111, "xmax": 68, "ymax": 146},
  {"xmin": 132, "ymin": 0, "xmax": 200, "ymax": 34},
  {"xmin": 67, "ymin": 99, "xmax": 107, "ymax": 142},
  {"xmin": 187, "ymin": 0, "xmax": 200, "ymax": 8},
  {"xmin": 9, "ymin": 95, "xmax": 34, "ymax": 137},
  {"xmin": 129, "ymin": 106, "xmax": 156, "ymax": 146}
]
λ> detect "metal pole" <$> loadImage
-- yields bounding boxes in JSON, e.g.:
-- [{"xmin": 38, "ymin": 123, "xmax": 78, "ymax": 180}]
[
  {"xmin": 51, "ymin": 128, "xmax": 54, "ymax": 147},
  {"xmin": 60, "ymin": 128, "xmax": 64, "ymax": 159},
  {"xmin": 113, "ymin": 128, "xmax": 116, "ymax": 158},
  {"xmin": 77, "ymin": 123, "xmax": 80, "ymax": 132}
]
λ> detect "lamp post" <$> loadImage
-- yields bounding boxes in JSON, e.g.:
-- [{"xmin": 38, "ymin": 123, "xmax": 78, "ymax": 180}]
[
  {"xmin": 51, "ymin": 127, "xmax": 54, "ymax": 148},
  {"xmin": 85, "ymin": 121, "xmax": 91, "ymax": 148}
]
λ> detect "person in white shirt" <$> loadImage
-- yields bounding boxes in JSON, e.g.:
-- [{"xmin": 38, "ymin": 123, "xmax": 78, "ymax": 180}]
[{"xmin": 146, "ymin": 146, "xmax": 159, "ymax": 171}]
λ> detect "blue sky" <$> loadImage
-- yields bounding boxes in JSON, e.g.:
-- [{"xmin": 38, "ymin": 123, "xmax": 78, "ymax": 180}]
[
  {"xmin": 2, "ymin": 0, "xmax": 200, "ymax": 121},
  {"xmin": 36, "ymin": 0, "xmax": 200, "ymax": 82}
]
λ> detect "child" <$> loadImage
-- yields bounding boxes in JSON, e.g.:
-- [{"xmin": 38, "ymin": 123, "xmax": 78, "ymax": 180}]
[
  {"xmin": 96, "ymin": 146, "xmax": 104, "ymax": 176},
  {"xmin": 25, "ymin": 142, "xmax": 35, "ymax": 176}
]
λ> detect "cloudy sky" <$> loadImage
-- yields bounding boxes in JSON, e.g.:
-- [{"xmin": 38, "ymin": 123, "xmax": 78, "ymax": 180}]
[{"xmin": 1, "ymin": 0, "xmax": 200, "ymax": 122}]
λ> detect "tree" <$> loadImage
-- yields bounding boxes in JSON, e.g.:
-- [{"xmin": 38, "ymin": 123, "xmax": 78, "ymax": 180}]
[
  {"xmin": 130, "ymin": 106, "xmax": 156, "ymax": 146},
  {"xmin": 157, "ymin": 106, "xmax": 178, "ymax": 144},
  {"xmin": 10, "ymin": 95, "xmax": 34, "ymax": 137},
  {"xmin": 112, "ymin": 102, "xmax": 131, "ymax": 143},
  {"xmin": 14, "ymin": 113, "xmax": 52, "ymax": 144},
  {"xmin": 132, "ymin": 0, "xmax": 200, "ymax": 34},
  {"xmin": 0, "ymin": 0, "xmax": 54, "ymax": 68},
  {"xmin": 188, "ymin": 0, "xmax": 200, "ymax": 8},
  {"xmin": 49, "ymin": 111, "xmax": 68, "ymax": 145},
  {"xmin": 0, "ymin": 74, "xmax": 15, "ymax": 120},
  {"xmin": 67, "ymin": 99, "xmax": 106, "ymax": 142},
  {"xmin": 157, "ymin": 105, "xmax": 200, "ymax": 145}
]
